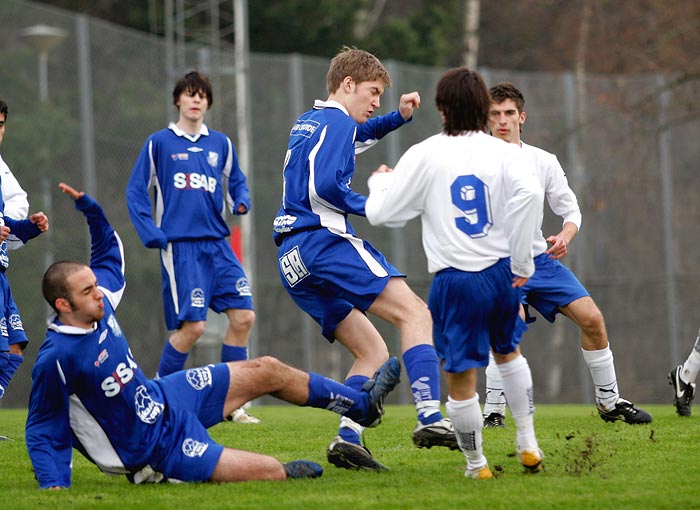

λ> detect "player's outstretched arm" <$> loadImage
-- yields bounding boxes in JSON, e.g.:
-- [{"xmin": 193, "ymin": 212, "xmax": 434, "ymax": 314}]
[{"xmin": 58, "ymin": 182, "xmax": 85, "ymax": 200}]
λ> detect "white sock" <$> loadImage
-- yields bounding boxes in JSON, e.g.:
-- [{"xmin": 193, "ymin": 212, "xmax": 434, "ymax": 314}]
[
  {"xmin": 483, "ymin": 351, "xmax": 507, "ymax": 416},
  {"xmin": 581, "ymin": 347, "xmax": 619, "ymax": 410},
  {"xmin": 446, "ymin": 394, "xmax": 487, "ymax": 471},
  {"xmin": 681, "ymin": 330, "xmax": 700, "ymax": 384},
  {"xmin": 498, "ymin": 355, "xmax": 538, "ymax": 452}
]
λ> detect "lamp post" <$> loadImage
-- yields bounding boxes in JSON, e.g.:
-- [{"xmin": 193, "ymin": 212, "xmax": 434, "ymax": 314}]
[
  {"xmin": 20, "ymin": 24, "xmax": 67, "ymax": 271},
  {"xmin": 21, "ymin": 24, "xmax": 68, "ymax": 102}
]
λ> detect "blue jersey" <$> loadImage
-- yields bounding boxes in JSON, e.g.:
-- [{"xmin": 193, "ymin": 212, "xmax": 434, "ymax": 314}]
[
  {"xmin": 272, "ymin": 101, "xmax": 407, "ymax": 245},
  {"xmin": 25, "ymin": 195, "xmax": 165, "ymax": 488},
  {"xmin": 126, "ymin": 123, "xmax": 251, "ymax": 249}
]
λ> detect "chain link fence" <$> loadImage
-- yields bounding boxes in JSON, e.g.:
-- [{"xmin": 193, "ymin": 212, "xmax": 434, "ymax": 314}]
[{"xmin": 0, "ymin": 0, "xmax": 698, "ymax": 409}]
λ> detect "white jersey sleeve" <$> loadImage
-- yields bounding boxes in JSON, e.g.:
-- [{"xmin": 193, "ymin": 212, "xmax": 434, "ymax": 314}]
[
  {"xmin": 0, "ymin": 154, "xmax": 30, "ymax": 250},
  {"xmin": 501, "ymin": 148, "xmax": 545, "ymax": 277},
  {"xmin": 522, "ymin": 142, "xmax": 581, "ymax": 254}
]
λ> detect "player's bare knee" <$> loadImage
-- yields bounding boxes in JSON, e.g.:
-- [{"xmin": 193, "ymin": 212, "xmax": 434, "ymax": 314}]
[
  {"xmin": 235, "ymin": 309, "xmax": 255, "ymax": 332},
  {"xmin": 180, "ymin": 321, "xmax": 207, "ymax": 340}
]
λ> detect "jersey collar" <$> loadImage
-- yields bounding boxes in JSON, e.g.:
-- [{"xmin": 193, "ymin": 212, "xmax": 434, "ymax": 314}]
[
  {"xmin": 313, "ymin": 99, "xmax": 349, "ymax": 116},
  {"xmin": 169, "ymin": 122, "xmax": 210, "ymax": 142}
]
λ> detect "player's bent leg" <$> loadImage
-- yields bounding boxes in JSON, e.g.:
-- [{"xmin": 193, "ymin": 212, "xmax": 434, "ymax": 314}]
[
  {"xmin": 559, "ymin": 296, "xmax": 608, "ymax": 350},
  {"xmin": 370, "ymin": 278, "xmax": 454, "ymax": 447},
  {"xmin": 224, "ymin": 308, "xmax": 256, "ymax": 347},
  {"xmin": 223, "ymin": 308, "xmax": 260, "ymax": 423},
  {"xmin": 157, "ymin": 321, "xmax": 206, "ymax": 378},
  {"xmin": 334, "ymin": 309, "xmax": 390, "ymax": 377},
  {"xmin": 483, "ymin": 350, "xmax": 507, "ymax": 428},
  {"xmin": 209, "ymin": 448, "xmax": 287, "ymax": 482}
]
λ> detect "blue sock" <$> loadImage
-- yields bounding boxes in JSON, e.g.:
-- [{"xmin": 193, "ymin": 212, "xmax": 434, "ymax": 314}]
[
  {"xmin": 304, "ymin": 373, "xmax": 369, "ymax": 422},
  {"xmin": 403, "ymin": 344, "xmax": 444, "ymax": 425},
  {"xmin": 338, "ymin": 375, "xmax": 369, "ymax": 443},
  {"xmin": 221, "ymin": 345, "xmax": 248, "ymax": 363},
  {"xmin": 157, "ymin": 341, "xmax": 188, "ymax": 378},
  {"xmin": 0, "ymin": 353, "xmax": 22, "ymax": 399}
]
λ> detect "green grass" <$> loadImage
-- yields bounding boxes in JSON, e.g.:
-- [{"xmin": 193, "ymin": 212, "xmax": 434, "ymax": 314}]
[{"xmin": 1, "ymin": 404, "xmax": 698, "ymax": 509}]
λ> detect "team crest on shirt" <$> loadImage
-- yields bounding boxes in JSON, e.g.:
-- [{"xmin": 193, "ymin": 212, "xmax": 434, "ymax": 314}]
[
  {"xmin": 191, "ymin": 288, "xmax": 205, "ymax": 308},
  {"xmin": 236, "ymin": 278, "xmax": 252, "ymax": 297},
  {"xmin": 0, "ymin": 318, "xmax": 7, "ymax": 337},
  {"xmin": 107, "ymin": 314, "xmax": 122, "ymax": 337},
  {"xmin": 8, "ymin": 314, "xmax": 23, "ymax": 331},
  {"xmin": 182, "ymin": 438, "xmax": 209, "ymax": 458},
  {"xmin": 94, "ymin": 348, "xmax": 109, "ymax": 367},
  {"xmin": 186, "ymin": 367, "xmax": 213, "ymax": 390},
  {"xmin": 207, "ymin": 151, "xmax": 218, "ymax": 167},
  {"xmin": 134, "ymin": 385, "xmax": 165, "ymax": 424}
]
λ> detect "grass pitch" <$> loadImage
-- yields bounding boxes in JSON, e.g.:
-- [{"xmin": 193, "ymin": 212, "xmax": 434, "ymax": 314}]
[{"xmin": 1, "ymin": 404, "xmax": 698, "ymax": 509}]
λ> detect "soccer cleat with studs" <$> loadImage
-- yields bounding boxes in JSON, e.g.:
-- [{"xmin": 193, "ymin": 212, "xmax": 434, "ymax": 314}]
[
  {"xmin": 597, "ymin": 398, "xmax": 653, "ymax": 424},
  {"xmin": 283, "ymin": 460, "xmax": 323, "ymax": 479},
  {"xmin": 483, "ymin": 412, "xmax": 506, "ymax": 428},
  {"xmin": 358, "ymin": 356, "xmax": 401, "ymax": 428},
  {"xmin": 517, "ymin": 448, "xmax": 544, "ymax": 473},
  {"xmin": 326, "ymin": 436, "xmax": 389, "ymax": 471},
  {"xmin": 465, "ymin": 464, "xmax": 494, "ymax": 480},
  {"xmin": 668, "ymin": 365, "xmax": 696, "ymax": 417},
  {"xmin": 412, "ymin": 418, "xmax": 459, "ymax": 450}
]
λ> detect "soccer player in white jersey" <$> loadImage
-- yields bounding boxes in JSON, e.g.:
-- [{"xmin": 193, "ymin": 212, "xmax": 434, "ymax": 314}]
[
  {"xmin": 366, "ymin": 67, "xmax": 545, "ymax": 478},
  {"xmin": 273, "ymin": 47, "xmax": 457, "ymax": 471},
  {"xmin": 668, "ymin": 329, "xmax": 699, "ymax": 416},
  {"xmin": 0, "ymin": 99, "xmax": 49, "ymax": 422},
  {"xmin": 482, "ymin": 82, "xmax": 652, "ymax": 426},
  {"xmin": 26, "ymin": 182, "xmax": 401, "ymax": 488},
  {"xmin": 126, "ymin": 72, "xmax": 258, "ymax": 423}
]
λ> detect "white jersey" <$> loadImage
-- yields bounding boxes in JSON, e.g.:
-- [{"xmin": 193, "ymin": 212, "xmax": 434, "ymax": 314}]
[
  {"xmin": 521, "ymin": 142, "xmax": 581, "ymax": 256},
  {"xmin": 366, "ymin": 131, "xmax": 543, "ymax": 276},
  {"xmin": 0, "ymin": 153, "xmax": 29, "ymax": 250}
]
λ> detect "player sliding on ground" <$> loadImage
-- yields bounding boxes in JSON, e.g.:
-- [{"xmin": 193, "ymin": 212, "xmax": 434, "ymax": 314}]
[{"xmin": 25, "ymin": 182, "xmax": 400, "ymax": 489}]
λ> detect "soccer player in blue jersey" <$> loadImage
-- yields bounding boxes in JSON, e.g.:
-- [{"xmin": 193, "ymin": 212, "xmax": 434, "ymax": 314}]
[
  {"xmin": 126, "ymin": 72, "xmax": 258, "ymax": 423},
  {"xmin": 273, "ymin": 47, "xmax": 456, "ymax": 471},
  {"xmin": 482, "ymin": 82, "xmax": 652, "ymax": 426},
  {"xmin": 0, "ymin": 99, "xmax": 49, "ymax": 418},
  {"xmin": 25, "ymin": 183, "xmax": 401, "ymax": 489},
  {"xmin": 366, "ymin": 67, "xmax": 545, "ymax": 478}
]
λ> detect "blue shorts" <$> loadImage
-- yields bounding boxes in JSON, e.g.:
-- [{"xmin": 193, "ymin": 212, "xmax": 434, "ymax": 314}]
[
  {"xmin": 149, "ymin": 364, "xmax": 230, "ymax": 482},
  {"xmin": 428, "ymin": 259, "xmax": 525, "ymax": 373},
  {"xmin": 160, "ymin": 239, "xmax": 254, "ymax": 331},
  {"xmin": 0, "ymin": 273, "xmax": 28, "ymax": 352},
  {"xmin": 277, "ymin": 229, "xmax": 403, "ymax": 341},
  {"xmin": 521, "ymin": 253, "xmax": 590, "ymax": 323}
]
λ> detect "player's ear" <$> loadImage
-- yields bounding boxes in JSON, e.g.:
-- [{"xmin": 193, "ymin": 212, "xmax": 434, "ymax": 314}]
[
  {"xmin": 55, "ymin": 298, "xmax": 72, "ymax": 314},
  {"xmin": 342, "ymin": 76, "xmax": 355, "ymax": 93}
]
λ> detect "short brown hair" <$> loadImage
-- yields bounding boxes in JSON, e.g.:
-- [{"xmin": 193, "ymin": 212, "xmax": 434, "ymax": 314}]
[
  {"xmin": 489, "ymin": 81, "xmax": 525, "ymax": 112},
  {"xmin": 173, "ymin": 71, "xmax": 213, "ymax": 107},
  {"xmin": 326, "ymin": 47, "xmax": 391, "ymax": 95},
  {"xmin": 435, "ymin": 67, "xmax": 490, "ymax": 136},
  {"xmin": 42, "ymin": 261, "xmax": 88, "ymax": 313}
]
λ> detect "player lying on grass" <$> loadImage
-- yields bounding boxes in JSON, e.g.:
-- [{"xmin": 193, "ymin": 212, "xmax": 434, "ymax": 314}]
[{"xmin": 25, "ymin": 183, "xmax": 400, "ymax": 489}]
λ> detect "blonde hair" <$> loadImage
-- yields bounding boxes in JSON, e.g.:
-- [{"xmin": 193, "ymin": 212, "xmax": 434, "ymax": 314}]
[{"xmin": 326, "ymin": 46, "xmax": 391, "ymax": 95}]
